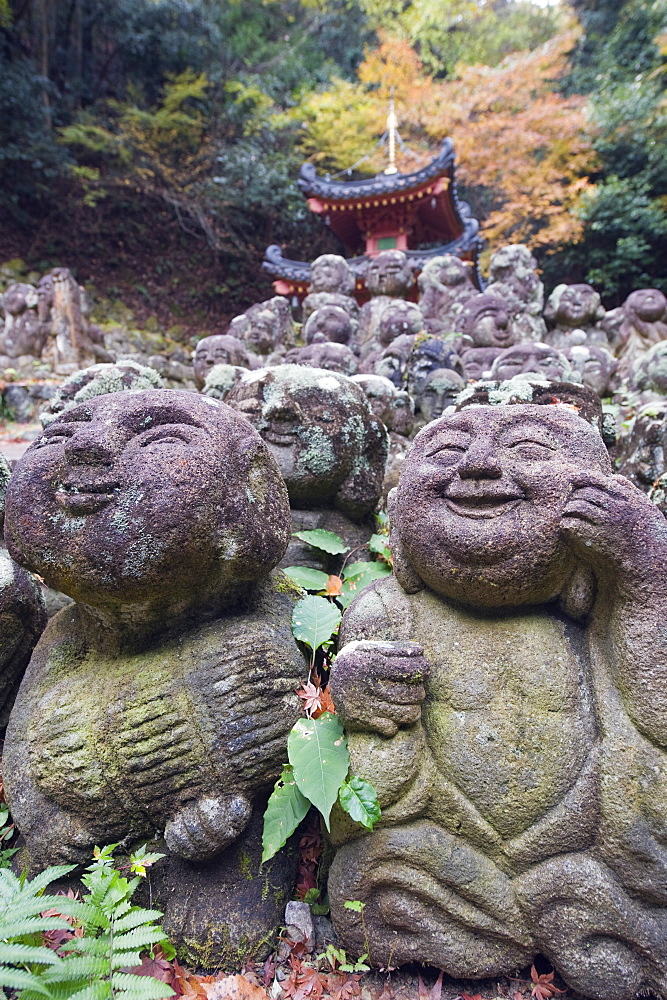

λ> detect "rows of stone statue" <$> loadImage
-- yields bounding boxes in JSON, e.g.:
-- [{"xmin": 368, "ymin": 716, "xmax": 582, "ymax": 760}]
[{"xmin": 2, "ymin": 246, "xmax": 667, "ymax": 1000}]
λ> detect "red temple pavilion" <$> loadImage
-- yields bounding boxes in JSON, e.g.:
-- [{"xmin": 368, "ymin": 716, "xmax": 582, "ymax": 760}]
[{"xmin": 263, "ymin": 127, "xmax": 482, "ymax": 303}]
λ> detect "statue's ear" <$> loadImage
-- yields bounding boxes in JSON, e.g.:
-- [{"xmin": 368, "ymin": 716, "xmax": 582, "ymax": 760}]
[
  {"xmin": 387, "ymin": 488, "xmax": 423, "ymax": 594},
  {"xmin": 559, "ymin": 562, "xmax": 596, "ymax": 622}
]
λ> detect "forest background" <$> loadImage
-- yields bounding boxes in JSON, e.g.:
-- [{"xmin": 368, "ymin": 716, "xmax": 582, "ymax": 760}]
[{"xmin": 2, "ymin": 0, "xmax": 667, "ymax": 337}]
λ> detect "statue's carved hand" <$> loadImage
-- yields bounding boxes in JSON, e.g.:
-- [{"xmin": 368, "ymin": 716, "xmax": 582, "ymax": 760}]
[
  {"xmin": 561, "ymin": 470, "xmax": 667, "ymax": 572},
  {"xmin": 330, "ymin": 640, "xmax": 428, "ymax": 737}
]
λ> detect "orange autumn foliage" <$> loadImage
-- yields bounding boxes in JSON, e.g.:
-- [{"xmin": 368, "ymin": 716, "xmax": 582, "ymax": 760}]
[{"xmin": 292, "ymin": 27, "xmax": 598, "ymax": 257}]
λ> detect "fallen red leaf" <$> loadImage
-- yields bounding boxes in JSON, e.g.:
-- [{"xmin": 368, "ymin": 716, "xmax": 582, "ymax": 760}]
[
  {"xmin": 530, "ymin": 966, "xmax": 566, "ymax": 999},
  {"xmin": 325, "ymin": 575, "xmax": 343, "ymax": 596},
  {"xmin": 127, "ymin": 952, "xmax": 174, "ymax": 984}
]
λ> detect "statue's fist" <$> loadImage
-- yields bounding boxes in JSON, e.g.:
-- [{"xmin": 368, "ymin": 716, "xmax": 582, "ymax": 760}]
[{"xmin": 330, "ymin": 640, "xmax": 428, "ymax": 737}]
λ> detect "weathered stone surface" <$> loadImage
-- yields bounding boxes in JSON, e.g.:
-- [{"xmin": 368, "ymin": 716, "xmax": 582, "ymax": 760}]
[
  {"xmin": 304, "ymin": 305, "xmax": 357, "ymax": 347},
  {"xmin": 40, "ymin": 360, "xmax": 164, "ymax": 426},
  {"xmin": 284, "ymin": 342, "xmax": 359, "ymax": 376},
  {"xmin": 564, "ymin": 344, "xmax": 618, "ymax": 397},
  {"xmin": 327, "ymin": 389, "xmax": 667, "ymax": 999},
  {"xmin": 0, "ymin": 283, "xmax": 45, "ymax": 359},
  {"xmin": 455, "ymin": 293, "xmax": 516, "ymax": 349},
  {"xmin": 356, "ymin": 252, "xmax": 415, "ymax": 357},
  {"xmin": 3, "ymin": 390, "xmax": 304, "ymax": 965},
  {"xmin": 459, "ymin": 346, "xmax": 503, "ymax": 382},
  {"xmin": 416, "ymin": 367, "xmax": 465, "ymax": 422},
  {"xmin": 226, "ymin": 366, "xmax": 387, "ymax": 518},
  {"xmin": 417, "ymin": 254, "xmax": 479, "ymax": 335},
  {"xmin": 0, "ymin": 452, "xmax": 47, "ymax": 728},
  {"xmin": 544, "ymin": 283, "xmax": 609, "ymax": 351},
  {"xmin": 614, "ymin": 289, "xmax": 667, "ymax": 379},
  {"xmin": 231, "ymin": 297, "xmax": 296, "ymax": 363},
  {"xmin": 485, "ymin": 244, "xmax": 546, "ymax": 343},
  {"xmin": 193, "ymin": 334, "xmax": 253, "ymax": 388},
  {"xmin": 302, "ymin": 255, "xmax": 358, "ymax": 325},
  {"xmin": 201, "ymin": 363, "xmax": 247, "ymax": 401},
  {"xmin": 615, "ymin": 399, "xmax": 667, "ymax": 490},
  {"xmin": 351, "ymin": 374, "xmax": 397, "ymax": 428},
  {"xmin": 489, "ymin": 342, "xmax": 578, "ymax": 383}
]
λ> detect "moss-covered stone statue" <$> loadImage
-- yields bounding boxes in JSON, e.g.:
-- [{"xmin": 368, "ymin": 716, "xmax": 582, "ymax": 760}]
[
  {"xmin": 489, "ymin": 342, "xmax": 579, "ymax": 384},
  {"xmin": 327, "ymin": 381, "xmax": 667, "ymax": 1000},
  {"xmin": 3, "ymin": 390, "xmax": 305, "ymax": 965},
  {"xmin": 226, "ymin": 366, "xmax": 387, "ymax": 568},
  {"xmin": 544, "ymin": 283, "xmax": 609, "ymax": 351},
  {"xmin": 0, "ymin": 452, "xmax": 47, "ymax": 728},
  {"xmin": 40, "ymin": 360, "xmax": 164, "ymax": 427},
  {"xmin": 193, "ymin": 334, "xmax": 253, "ymax": 388},
  {"xmin": 301, "ymin": 254, "xmax": 358, "ymax": 326}
]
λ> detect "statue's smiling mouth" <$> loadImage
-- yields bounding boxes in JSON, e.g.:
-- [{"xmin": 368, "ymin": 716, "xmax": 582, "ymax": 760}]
[
  {"xmin": 55, "ymin": 480, "xmax": 119, "ymax": 513},
  {"xmin": 444, "ymin": 488, "xmax": 524, "ymax": 519}
]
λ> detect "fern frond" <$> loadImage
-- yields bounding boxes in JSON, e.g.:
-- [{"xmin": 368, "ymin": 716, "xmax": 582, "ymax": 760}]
[
  {"xmin": 0, "ymin": 967, "xmax": 54, "ymax": 996},
  {"xmin": 41, "ymin": 953, "xmax": 108, "ymax": 981},
  {"xmin": 112, "ymin": 908, "xmax": 165, "ymax": 933},
  {"xmin": 0, "ymin": 942, "xmax": 63, "ymax": 965},
  {"xmin": 111, "ymin": 971, "xmax": 174, "ymax": 1000},
  {"xmin": 111, "ymin": 926, "xmax": 169, "ymax": 952}
]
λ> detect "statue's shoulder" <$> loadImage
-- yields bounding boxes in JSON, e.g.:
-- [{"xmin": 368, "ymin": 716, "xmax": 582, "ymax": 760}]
[{"xmin": 340, "ymin": 575, "xmax": 418, "ymax": 644}]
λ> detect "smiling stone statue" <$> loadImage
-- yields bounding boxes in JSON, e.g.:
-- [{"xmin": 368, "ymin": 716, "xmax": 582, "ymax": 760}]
[
  {"xmin": 3, "ymin": 389, "xmax": 305, "ymax": 964},
  {"xmin": 327, "ymin": 383, "xmax": 667, "ymax": 1000},
  {"xmin": 226, "ymin": 365, "xmax": 387, "ymax": 566}
]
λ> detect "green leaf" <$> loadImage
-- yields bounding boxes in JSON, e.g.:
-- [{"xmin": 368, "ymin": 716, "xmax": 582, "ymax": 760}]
[
  {"xmin": 262, "ymin": 766, "xmax": 310, "ymax": 864},
  {"xmin": 291, "ymin": 596, "xmax": 341, "ymax": 652},
  {"xmin": 283, "ymin": 566, "xmax": 330, "ymax": 591},
  {"xmin": 339, "ymin": 776, "xmax": 382, "ymax": 830},
  {"xmin": 292, "ymin": 529, "xmax": 349, "ymax": 555},
  {"xmin": 0, "ymin": 968, "xmax": 55, "ymax": 996},
  {"xmin": 339, "ymin": 561, "xmax": 391, "ymax": 609},
  {"xmin": 368, "ymin": 534, "xmax": 392, "ymax": 564},
  {"xmin": 288, "ymin": 714, "xmax": 350, "ymax": 830},
  {"xmin": 343, "ymin": 900, "xmax": 365, "ymax": 912}
]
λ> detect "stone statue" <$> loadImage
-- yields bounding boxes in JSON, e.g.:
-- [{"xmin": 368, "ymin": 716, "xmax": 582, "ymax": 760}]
[
  {"xmin": 232, "ymin": 297, "xmax": 295, "ymax": 363},
  {"xmin": 544, "ymin": 283, "xmax": 608, "ymax": 351},
  {"xmin": 615, "ymin": 399, "xmax": 667, "ymax": 491},
  {"xmin": 350, "ymin": 374, "xmax": 397, "ymax": 429},
  {"xmin": 0, "ymin": 282, "xmax": 46, "ymax": 360},
  {"xmin": 3, "ymin": 390, "xmax": 305, "ymax": 965},
  {"xmin": 485, "ymin": 244, "xmax": 546, "ymax": 342},
  {"xmin": 40, "ymin": 268, "xmax": 109, "ymax": 373},
  {"xmin": 373, "ymin": 335, "xmax": 416, "ymax": 389},
  {"xmin": 614, "ymin": 289, "xmax": 667, "ymax": 379},
  {"xmin": 360, "ymin": 301, "xmax": 424, "ymax": 372},
  {"xmin": 489, "ymin": 342, "xmax": 578, "ymax": 384},
  {"xmin": 356, "ymin": 251, "xmax": 415, "ymax": 357},
  {"xmin": 417, "ymin": 255, "xmax": 479, "ymax": 335},
  {"xmin": 416, "ymin": 368, "xmax": 466, "ymax": 423},
  {"xmin": 304, "ymin": 305, "xmax": 357, "ymax": 347},
  {"xmin": 351, "ymin": 375, "xmax": 415, "ymax": 500},
  {"xmin": 455, "ymin": 293, "xmax": 517, "ymax": 350},
  {"xmin": 625, "ymin": 340, "xmax": 667, "ymax": 406},
  {"xmin": 40, "ymin": 361, "xmax": 164, "ymax": 427},
  {"xmin": 0, "ymin": 452, "xmax": 47, "ymax": 727},
  {"xmin": 459, "ymin": 346, "xmax": 504, "ymax": 382},
  {"xmin": 564, "ymin": 345, "xmax": 619, "ymax": 398},
  {"xmin": 302, "ymin": 254, "xmax": 358, "ymax": 325},
  {"xmin": 406, "ymin": 336, "xmax": 463, "ymax": 397},
  {"xmin": 285, "ymin": 342, "xmax": 359, "ymax": 376},
  {"xmin": 201, "ymin": 363, "xmax": 247, "ymax": 401},
  {"xmin": 193, "ymin": 334, "xmax": 253, "ymax": 388},
  {"xmin": 226, "ymin": 366, "xmax": 387, "ymax": 567},
  {"xmin": 327, "ymin": 381, "xmax": 667, "ymax": 1000}
]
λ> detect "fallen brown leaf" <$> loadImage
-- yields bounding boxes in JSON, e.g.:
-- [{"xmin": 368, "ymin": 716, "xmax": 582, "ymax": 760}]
[{"xmin": 202, "ymin": 974, "xmax": 270, "ymax": 1000}]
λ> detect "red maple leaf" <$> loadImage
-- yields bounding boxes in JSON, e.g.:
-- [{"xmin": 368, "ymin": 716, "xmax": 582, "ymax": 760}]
[{"xmin": 530, "ymin": 966, "xmax": 566, "ymax": 999}]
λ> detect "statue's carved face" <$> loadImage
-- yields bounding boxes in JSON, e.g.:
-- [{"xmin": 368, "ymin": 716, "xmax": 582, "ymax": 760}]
[
  {"xmin": 227, "ymin": 365, "xmax": 384, "ymax": 511},
  {"xmin": 391, "ymin": 391, "xmax": 415, "ymax": 436},
  {"xmin": 626, "ymin": 288, "xmax": 667, "ymax": 323},
  {"xmin": 194, "ymin": 335, "xmax": 248, "ymax": 388},
  {"xmin": 557, "ymin": 285, "xmax": 599, "ymax": 327},
  {"xmin": 425, "ymin": 255, "xmax": 468, "ymax": 288},
  {"xmin": 409, "ymin": 337, "xmax": 461, "ymax": 394},
  {"xmin": 5, "ymin": 391, "xmax": 290, "ymax": 608},
  {"xmin": 244, "ymin": 311, "xmax": 280, "ymax": 354},
  {"xmin": 305, "ymin": 305, "xmax": 354, "ymax": 345},
  {"xmin": 366, "ymin": 251, "xmax": 413, "ymax": 298},
  {"xmin": 379, "ymin": 302, "xmax": 423, "ymax": 345},
  {"xmin": 310, "ymin": 255, "xmax": 349, "ymax": 294},
  {"xmin": 459, "ymin": 296, "xmax": 514, "ymax": 348},
  {"xmin": 491, "ymin": 344, "xmax": 571, "ymax": 383},
  {"xmin": 394, "ymin": 405, "xmax": 610, "ymax": 606},
  {"xmin": 460, "ymin": 347, "xmax": 502, "ymax": 381},
  {"xmin": 418, "ymin": 369, "xmax": 465, "ymax": 423},
  {"xmin": 352, "ymin": 375, "xmax": 396, "ymax": 426},
  {"xmin": 564, "ymin": 346, "xmax": 617, "ymax": 396}
]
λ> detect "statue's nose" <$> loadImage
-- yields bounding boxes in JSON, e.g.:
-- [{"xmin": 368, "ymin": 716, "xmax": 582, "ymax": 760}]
[
  {"xmin": 457, "ymin": 439, "xmax": 502, "ymax": 480},
  {"xmin": 64, "ymin": 427, "xmax": 115, "ymax": 466}
]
